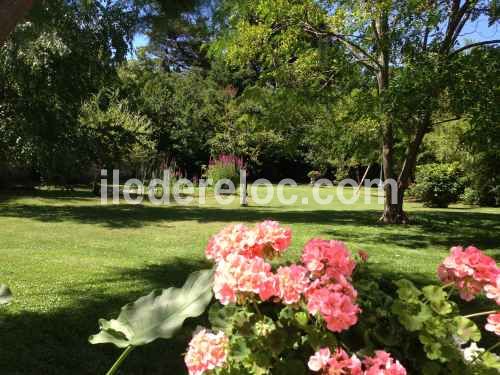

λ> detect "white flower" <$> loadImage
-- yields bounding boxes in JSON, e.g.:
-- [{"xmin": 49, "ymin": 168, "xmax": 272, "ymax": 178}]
[{"xmin": 462, "ymin": 342, "xmax": 485, "ymax": 362}]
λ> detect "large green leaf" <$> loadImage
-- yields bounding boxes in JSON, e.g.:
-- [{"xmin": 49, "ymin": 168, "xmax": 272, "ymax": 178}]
[
  {"xmin": 89, "ymin": 269, "xmax": 214, "ymax": 348},
  {"xmin": 0, "ymin": 284, "xmax": 12, "ymax": 305}
]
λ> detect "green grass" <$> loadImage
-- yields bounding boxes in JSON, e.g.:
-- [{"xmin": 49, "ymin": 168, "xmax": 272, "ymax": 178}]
[{"xmin": 0, "ymin": 186, "xmax": 499, "ymax": 374}]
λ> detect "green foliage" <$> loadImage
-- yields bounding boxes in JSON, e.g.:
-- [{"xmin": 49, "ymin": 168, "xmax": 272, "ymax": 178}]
[
  {"xmin": 0, "ymin": 284, "xmax": 12, "ymax": 305},
  {"xmin": 206, "ymin": 155, "xmax": 244, "ymax": 188},
  {"xmin": 79, "ymin": 89, "xmax": 153, "ymax": 172},
  {"xmin": 207, "ymin": 301, "xmax": 318, "ymax": 374},
  {"xmin": 120, "ymin": 62, "xmax": 226, "ymax": 173},
  {"xmin": 411, "ymin": 163, "xmax": 465, "ymax": 208},
  {"xmin": 461, "ymin": 188, "xmax": 481, "ymax": 206},
  {"xmin": 307, "ymin": 170, "xmax": 321, "ymax": 183},
  {"xmin": 390, "ymin": 279, "xmax": 500, "ymax": 373},
  {"xmin": 0, "ymin": 0, "xmax": 139, "ymax": 184},
  {"xmin": 89, "ymin": 269, "xmax": 214, "ymax": 348},
  {"xmin": 422, "ymin": 48, "xmax": 500, "ymax": 208}
]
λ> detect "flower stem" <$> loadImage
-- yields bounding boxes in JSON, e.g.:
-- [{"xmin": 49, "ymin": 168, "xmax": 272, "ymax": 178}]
[
  {"xmin": 441, "ymin": 282, "xmax": 455, "ymax": 290},
  {"xmin": 106, "ymin": 346, "xmax": 135, "ymax": 375},
  {"xmin": 253, "ymin": 301, "xmax": 262, "ymax": 318},
  {"xmin": 463, "ymin": 310, "xmax": 499, "ymax": 319},
  {"xmin": 485, "ymin": 342, "xmax": 500, "ymax": 355}
]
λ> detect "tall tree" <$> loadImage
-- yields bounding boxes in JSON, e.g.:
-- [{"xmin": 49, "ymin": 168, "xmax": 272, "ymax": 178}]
[{"xmin": 211, "ymin": 0, "xmax": 500, "ymax": 223}]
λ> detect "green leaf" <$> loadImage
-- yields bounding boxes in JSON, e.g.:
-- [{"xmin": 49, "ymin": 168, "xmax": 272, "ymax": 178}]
[
  {"xmin": 89, "ymin": 269, "xmax": 214, "ymax": 348},
  {"xmin": 294, "ymin": 312, "xmax": 309, "ymax": 328},
  {"xmin": 392, "ymin": 300, "xmax": 432, "ymax": 331},
  {"xmin": 0, "ymin": 284, "xmax": 12, "ymax": 305},
  {"xmin": 278, "ymin": 306, "xmax": 295, "ymax": 322},
  {"xmin": 419, "ymin": 333, "xmax": 445, "ymax": 361},
  {"xmin": 231, "ymin": 336, "xmax": 252, "ymax": 361},
  {"xmin": 453, "ymin": 316, "xmax": 481, "ymax": 342},
  {"xmin": 395, "ymin": 279, "xmax": 422, "ymax": 302},
  {"xmin": 481, "ymin": 352, "xmax": 500, "ymax": 369},
  {"xmin": 422, "ymin": 285, "xmax": 453, "ymax": 315}
]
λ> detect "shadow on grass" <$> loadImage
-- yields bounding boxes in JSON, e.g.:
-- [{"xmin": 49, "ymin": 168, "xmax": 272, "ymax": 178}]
[
  {"xmin": 1, "ymin": 197, "xmax": 499, "ymax": 255},
  {"xmin": 0, "ymin": 189, "xmax": 96, "ymax": 201},
  {"xmin": 0, "ymin": 258, "xmax": 209, "ymax": 375},
  {"xmin": 0, "ymin": 202, "xmax": 382, "ymax": 227}
]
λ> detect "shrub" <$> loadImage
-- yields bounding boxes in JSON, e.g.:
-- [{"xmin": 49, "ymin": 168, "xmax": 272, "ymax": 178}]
[
  {"xmin": 461, "ymin": 187, "xmax": 481, "ymax": 205},
  {"xmin": 307, "ymin": 170, "xmax": 321, "ymax": 184},
  {"xmin": 206, "ymin": 155, "xmax": 245, "ymax": 191},
  {"xmin": 90, "ymin": 222, "xmax": 500, "ymax": 375},
  {"xmin": 412, "ymin": 162, "xmax": 465, "ymax": 208}
]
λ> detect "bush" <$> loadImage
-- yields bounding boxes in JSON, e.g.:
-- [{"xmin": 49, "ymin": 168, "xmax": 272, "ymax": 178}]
[
  {"xmin": 307, "ymin": 170, "xmax": 321, "ymax": 184},
  {"xmin": 461, "ymin": 187, "xmax": 481, "ymax": 205},
  {"xmin": 464, "ymin": 155, "xmax": 500, "ymax": 207},
  {"xmin": 206, "ymin": 155, "xmax": 245, "ymax": 192},
  {"xmin": 412, "ymin": 163, "xmax": 465, "ymax": 208}
]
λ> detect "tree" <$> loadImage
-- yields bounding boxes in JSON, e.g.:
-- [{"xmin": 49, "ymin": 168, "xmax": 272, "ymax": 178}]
[
  {"xmin": 0, "ymin": 0, "xmax": 33, "ymax": 44},
  {"xmin": 118, "ymin": 57, "xmax": 228, "ymax": 174},
  {"xmin": 0, "ymin": 0, "xmax": 140, "ymax": 183},
  {"xmin": 210, "ymin": 0, "xmax": 500, "ymax": 223},
  {"xmin": 79, "ymin": 88, "xmax": 153, "ymax": 187}
]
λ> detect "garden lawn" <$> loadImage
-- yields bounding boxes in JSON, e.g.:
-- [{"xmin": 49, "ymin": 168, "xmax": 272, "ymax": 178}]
[{"xmin": 0, "ymin": 186, "xmax": 499, "ymax": 374}]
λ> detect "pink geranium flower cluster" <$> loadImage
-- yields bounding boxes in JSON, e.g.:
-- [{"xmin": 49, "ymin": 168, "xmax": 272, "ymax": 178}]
[
  {"xmin": 185, "ymin": 329, "xmax": 229, "ymax": 375},
  {"xmin": 306, "ymin": 279, "xmax": 359, "ymax": 332},
  {"xmin": 275, "ymin": 264, "xmax": 310, "ymax": 304},
  {"xmin": 213, "ymin": 253, "xmax": 276, "ymax": 305},
  {"xmin": 308, "ymin": 347, "xmax": 362, "ymax": 374},
  {"xmin": 485, "ymin": 313, "xmax": 500, "ymax": 336},
  {"xmin": 206, "ymin": 221, "xmax": 291, "ymax": 262},
  {"xmin": 209, "ymin": 222, "xmax": 360, "ymax": 333},
  {"xmin": 209, "ymin": 221, "xmax": 291, "ymax": 305},
  {"xmin": 308, "ymin": 348, "xmax": 406, "ymax": 375},
  {"xmin": 484, "ymin": 276, "xmax": 500, "ymax": 305},
  {"xmin": 437, "ymin": 246, "xmax": 500, "ymax": 301},
  {"xmin": 302, "ymin": 239, "xmax": 360, "ymax": 332},
  {"xmin": 363, "ymin": 351, "xmax": 407, "ymax": 375},
  {"xmin": 302, "ymin": 239, "xmax": 356, "ymax": 278}
]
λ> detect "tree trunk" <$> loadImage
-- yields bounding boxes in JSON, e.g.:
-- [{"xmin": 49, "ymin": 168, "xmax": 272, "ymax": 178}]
[
  {"xmin": 382, "ymin": 114, "xmax": 432, "ymax": 224},
  {"xmin": 374, "ymin": 10, "xmax": 408, "ymax": 224},
  {"xmin": 0, "ymin": 0, "xmax": 34, "ymax": 45},
  {"xmin": 380, "ymin": 115, "xmax": 409, "ymax": 223}
]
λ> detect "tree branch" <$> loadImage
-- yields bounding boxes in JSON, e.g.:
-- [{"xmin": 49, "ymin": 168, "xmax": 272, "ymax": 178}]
[
  {"xmin": 449, "ymin": 39, "xmax": 500, "ymax": 56},
  {"xmin": 302, "ymin": 22, "xmax": 381, "ymax": 71},
  {"xmin": 440, "ymin": 0, "xmax": 471, "ymax": 54},
  {"xmin": 432, "ymin": 116, "xmax": 461, "ymax": 126}
]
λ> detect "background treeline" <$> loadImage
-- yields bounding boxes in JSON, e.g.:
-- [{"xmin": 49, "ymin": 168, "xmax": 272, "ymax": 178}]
[{"xmin": 0, "ymin": 0, "xmax": 498, "ymax": 206}]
